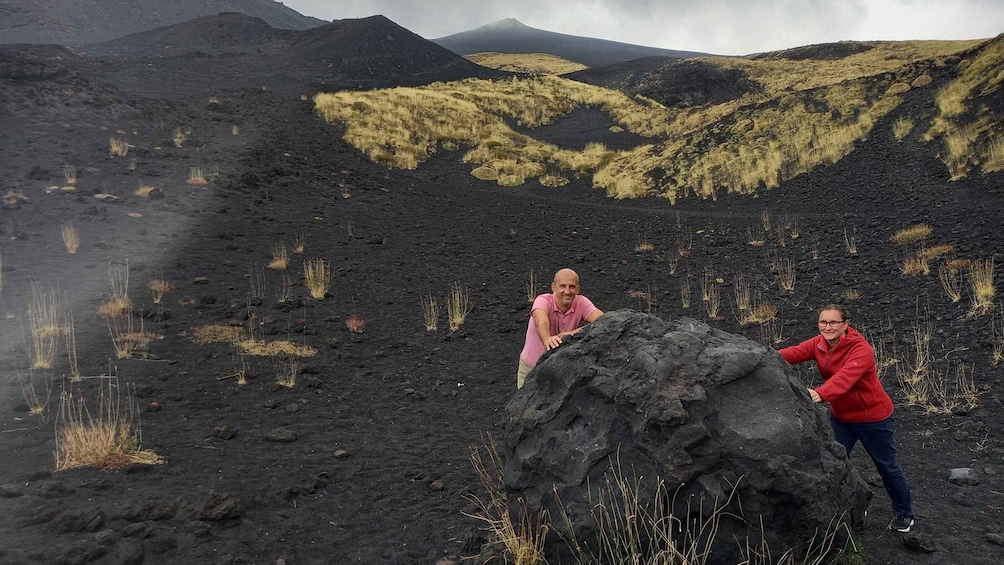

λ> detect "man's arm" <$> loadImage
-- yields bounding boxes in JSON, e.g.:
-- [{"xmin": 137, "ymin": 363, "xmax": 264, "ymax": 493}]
[{"xmin": 531, "ymin": 308, "xmax": 563, "ymax": 350}]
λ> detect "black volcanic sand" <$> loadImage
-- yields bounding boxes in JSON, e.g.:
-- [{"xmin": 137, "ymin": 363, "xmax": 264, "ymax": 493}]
[{"xmin": 1, "ymin": 80, "xmax": 1004, "ymax": 565}]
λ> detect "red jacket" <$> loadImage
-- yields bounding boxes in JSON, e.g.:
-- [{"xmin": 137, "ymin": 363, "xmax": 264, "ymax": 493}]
[{"xmin": 779, "ymin": 327, "xmax": 893, "ymax": 423}]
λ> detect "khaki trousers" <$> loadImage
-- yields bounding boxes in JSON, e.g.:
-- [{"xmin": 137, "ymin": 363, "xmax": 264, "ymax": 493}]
[{"xmin": 516, "ymin": 358, "xmax": 533, "ymax": 389}]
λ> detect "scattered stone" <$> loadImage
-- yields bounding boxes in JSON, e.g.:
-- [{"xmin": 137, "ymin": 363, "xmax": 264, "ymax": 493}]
[
  {"xmin": 186, "ymin": 520, "xmax": 212, "ymax": 538},
  {"xmin": 143, "ymin": 527, "xmax": 178, "ymax": 553},
  {"xmin": 0, "ymin": 484, "xmax": 24, "ymax": 498},
  {"xmin": 263, "ymin": 399, "xmax": 281, "ymax": 409},
  {"xmin": 266, "ymin": 427, "xmax": 297, "ymax": 443},
  {"xmin": 199, "ymin": 293, "xmax": 217, "ymax": 305},
  {"xmin": 403, "ymin": 388, "xmax": 415, "ymax": 395},
  {"xmin": 94, "ymin": 529, "xmax": 121, "ymax": 546},
  {"xmin": 118, "ymin": 500, "xmax": 177, "ymax": 522},
  {"xmin": 987, "ymin": 533, "xmax": 1004, "ymax": 547},
  {"xmin": 12, "ymin": 503, "xmax": 56, "ymax": 527},
  {"xmin": 102, "ymin": 539, "xmax": 144, "ymax": 565},
  {"xmin": 948, "ymin": 467, "xmax": 980, "ymax": 486},
  {"xmin": 53, "ymin": 508, "xmax": 105, "ymax": 533},
  {"xmin": 405, "ymin": 469, "xmax": 426, "ymax": 481},
  {"xmin": 333, "ymin": 449, "xmax": 351, "ymax": 459},
  {"xmin": 145, "ymin": 401, "xmax": 161, "ymax": 413},
  {"xmin": 435, "ymin": 560, "xmax": 458, "ymax": 565},
  {"xmin": 199, "ymin": 492, "xmax": 242, "ymax": 522},
  {"xmin": 121, "ymin": 522, "xmax": 149, "ymax": 537},
  {"xmin": 951, "ymin": 491, "xmax": 976, "ymax": 507},
  {"xmin": 55, "ymin": 541, "xmax": 106, "ymax": 565},
  {"xmin": 313, "ymin": 473, "xmax": 330, "ymax": 489},
  {"xmin": 148, "ymin": 187, "xmax": 165, "ymax": 199},
  {"xmin": 429, "ymin": 479, "xmax": 444, "ymax": 492},
  {"xmin": 213, "ymin": 424, "xmax": 238, "ymax": 440},
  {"xmin": 902, "ymin": 532, "xmax": 937, "ymax": 553},
  {"xmin": 193, "ymin": 276, "xmax": 209, "ymax": 284},
  {"xmin": 285, "ymin": 403, "xmax": 301, "ymax": 413}
]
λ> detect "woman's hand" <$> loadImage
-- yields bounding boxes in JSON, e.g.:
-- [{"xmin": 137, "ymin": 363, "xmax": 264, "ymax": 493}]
[{"xmin": 807, "ymin": 388, "xmax": 822, "ymax": 403}]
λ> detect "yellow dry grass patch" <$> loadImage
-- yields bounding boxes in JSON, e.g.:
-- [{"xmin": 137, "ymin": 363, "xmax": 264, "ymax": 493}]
[
  {"xmin": 892, "ymin": 116, "xmax": 914, "ymax": 140},
  {"xmin": 190, "ymin": 324, "xmax": 244, "ymax": 345},
  {"xmin": 316, "ymin": 39, "xmax": 978, "ymax": 203},
  {"xmin": 55, "ymin": 379, "xmax": 163, "ymax": 471},
  {"xmin": 890, "ymin": 224, "xmax": 932, "ymax": 245},
  {"xmin": 926, "ymin": 36, "xmax": 1004, "ymax": 178},
  {"xmin": 238, "ymin": 339, "xmax": 316, "ymax": 358},
  {"xmin": 467, "ymin": 52, "xmax": 588, "ymax": 75}
]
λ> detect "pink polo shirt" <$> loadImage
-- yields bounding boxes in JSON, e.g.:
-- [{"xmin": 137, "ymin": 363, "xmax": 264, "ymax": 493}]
[{"xmin": 519, "ymin": 293, "xmax": 598, "ymax": 366}]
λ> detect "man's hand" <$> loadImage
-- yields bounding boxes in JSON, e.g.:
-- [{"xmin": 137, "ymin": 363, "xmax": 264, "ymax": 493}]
[
  {"xmin": 544, "ymin": 334, "xmax": 564, "ymax": 350},
  {"xmin": 808, "ymin": 388, "xmax": 822, "ymax": 403}
]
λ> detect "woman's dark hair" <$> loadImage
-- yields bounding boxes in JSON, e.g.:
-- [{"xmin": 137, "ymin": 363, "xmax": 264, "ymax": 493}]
[{"xmin": 818, "ymin": 304, "xmax": 849, "ymax": 321}]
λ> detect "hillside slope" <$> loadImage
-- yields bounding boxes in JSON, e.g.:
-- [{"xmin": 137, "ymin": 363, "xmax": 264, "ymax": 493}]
[
  {"xmin": 433, "ymin": 18, "xmax": 709, "ymax": 68},
  {"xmin": 78, "ymin": 14, "xmax": 506, "ymax": 98},
  {"xmin": 0, "ymin": 0, "xmax": 326, "ymax": 45}
]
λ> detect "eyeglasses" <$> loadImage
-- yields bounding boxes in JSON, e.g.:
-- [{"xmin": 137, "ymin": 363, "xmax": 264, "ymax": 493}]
[{"xmin": 817, "ymin": 320, "xmax": 845, "ymax": 327}]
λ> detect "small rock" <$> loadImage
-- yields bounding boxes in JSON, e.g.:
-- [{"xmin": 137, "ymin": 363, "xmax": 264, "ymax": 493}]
[
  {"xmin": 193, "ymin": 277, "xmax": 209, "ymax": 284},
  {"xmin": 987, "ymin": 533, "xmax": 1004, "ymax": 547},
  {"xmin": 902, "ymin": 532, "xmax": 937, "ymax": 553},
  {"xmin": 266, "ymin": 427, "xmax": 297, "ymax": 443},
  {"xmin": 333, "ymin": 449, "xmax": 350, "ymax": 459},
  {"xmin": 199, "ymin": 294, "xmax": 217, "ymax": 305},
  {"xmin": 199, "ymin": 492, "xmax": 242, "ymax": 522},
  {"xmin": 950, "ymin": 491, "xmax": 976, "ymax": 507},
  {"xmin": 213, "ymin": 424, "xmax": 238, "ymax": 440},
  {"xmin": 948, "ymin": 467, "xmax": 980, "ymax": 486},
  {"xmin": 145, "ymin": 401, "xmax": 161, "ymax": 413},
  {"xmin": 263, "ymin": 399, "xmax": 281, "ymax": 409},
  {"xmin": 285, "ymin": 403, "xmax": 301, "ymax": 413},
  {"xmin": 429, "ymin": 479, "xmax": 444, "ymax": 492}
]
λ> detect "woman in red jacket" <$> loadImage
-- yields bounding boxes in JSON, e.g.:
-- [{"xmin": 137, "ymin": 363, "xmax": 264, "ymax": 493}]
[{"xmin": 780, "ymin": 305, "xmax": 915, "ymax": 533}]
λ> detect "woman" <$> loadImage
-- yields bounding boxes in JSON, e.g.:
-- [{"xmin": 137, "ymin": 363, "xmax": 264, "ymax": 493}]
[{"xmin": 780, "ymin": 305, "xmax": 915, "ymax": 533}]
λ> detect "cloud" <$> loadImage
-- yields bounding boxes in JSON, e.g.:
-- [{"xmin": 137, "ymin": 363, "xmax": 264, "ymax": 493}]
[{"xmin": 284, "ymin": 0, "xmax": 1003, "ymax": 55}]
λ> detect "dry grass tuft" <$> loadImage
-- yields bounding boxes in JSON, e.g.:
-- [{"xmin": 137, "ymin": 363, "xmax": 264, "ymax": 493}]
[
  {"xmin": 447, "ymin": 282, "xmax": 473, "ymax": 331},
  {"xmin": 303, "ymin": 258, "xmax": 331, "ymax": 299},
  {"xmin": 273, "ymin": 353, "xmax": 299, "ymax": 388},
  {"xmin": 968, "ymin": 258, "xmax": 996, "ymax": 317},
  {"xmin": 701, "ymin": 267, "xmax": 720, "ymax": 319},
  {"xmin": 62, "ymin": 163, "xmax": 77, "ymax": 186},
  {"xmin": 634, "ymin": 236, "xmax": 654, "ymax": 253},
  {"xmin": 892, "ymin": 116, "xmax": 914, "ymax": 140},
  {"xmin": 890, "ymin": 224, "xmax": 932, "ymax": 245},
  {"xmin": 465, "ymin": 436, "xmax": 548, "ymax": 565},
  {"xmin": 173, "ymin": 127, "xmax": 186, "ymax": 148},
  {"xmin": 134, "ymin": 182, "xmax": 156, "ymax": 197},
  {"xmin": 187, "ymin": 167, "xmax": 208, "ymax": 185},
  {"xmin": 938, "ymin": 262, "xmax": 964, "ymax": 302},
  {"xmin": 149, "ymin": 278, "xmax": 171, "ymax": 304},
  {"xmin": 268, "ymin": 242, "xmax": 289, "ymax": 270},
  {"xmin": 55, "ymin": 377, "xmax": 163, "ymax": 470},
  {"xmin": 422, "ymin": 295, "xmax": 439, "ymax": 331},
  {"xmin": 61, "ymin": 222, "xmax": 80, "ymax": 254},
  {"xmin": 109, "ymin": 137, "xmax": 130, "ymax": 157},
  {"xmin": 29, "ymin": 283, "xmax": 61, "ymax": 369},
  {"xmin": 292, "ymin": 232, "xmax": 306, "ymax": 254}
]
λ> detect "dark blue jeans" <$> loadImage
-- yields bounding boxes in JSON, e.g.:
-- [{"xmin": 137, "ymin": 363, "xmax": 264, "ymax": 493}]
[{"xmin": 830, "ymin": 414, "xmax": 913, "ymax": 518}]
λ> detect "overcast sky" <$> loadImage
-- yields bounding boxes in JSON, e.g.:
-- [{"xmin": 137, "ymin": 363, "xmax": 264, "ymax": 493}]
[{"xmin": 282, "ymin": 0, "xmax": 1004, "ymax": 55}]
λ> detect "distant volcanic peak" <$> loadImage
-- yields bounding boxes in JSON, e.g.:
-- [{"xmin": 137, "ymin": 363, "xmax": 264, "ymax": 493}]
[{"xmin": 483, "ymin": 18, "xmax": 531, "ymax": 30}]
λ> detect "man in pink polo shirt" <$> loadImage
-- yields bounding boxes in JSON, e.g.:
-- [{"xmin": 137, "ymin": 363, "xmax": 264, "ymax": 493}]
[{"xmin": 517, "ymin": 268, "xmax": 604, "ymax": 388}]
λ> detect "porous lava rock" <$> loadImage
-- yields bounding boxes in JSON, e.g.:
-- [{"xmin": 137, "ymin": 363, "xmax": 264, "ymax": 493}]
[{"xmin": 504, "ymin": 311, "xmax": 871, "ymax": 563}]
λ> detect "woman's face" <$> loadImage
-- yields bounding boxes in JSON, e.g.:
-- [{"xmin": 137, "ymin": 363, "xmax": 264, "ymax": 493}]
[{"xmin": 817, "ymin": 309, "xmax": 847, "ymax": 342}]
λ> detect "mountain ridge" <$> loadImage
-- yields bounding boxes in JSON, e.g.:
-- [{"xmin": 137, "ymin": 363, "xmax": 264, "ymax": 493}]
[
  {"xmin": 433, "ymin": 17, "xmax": 711, "ymax": 67},
  {"xmin": 0, "ymin": 0, "xmax": 327, "ymax": 45}
]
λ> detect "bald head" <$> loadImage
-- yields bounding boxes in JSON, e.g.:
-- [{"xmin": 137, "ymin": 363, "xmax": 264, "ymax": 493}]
[{"xmin": 553, "ymin": 268, "xmax": 579, "ymax": 285}]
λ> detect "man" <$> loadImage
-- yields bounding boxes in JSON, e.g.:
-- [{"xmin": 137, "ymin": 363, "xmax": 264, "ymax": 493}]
[{"xmin": 516, "ymin": 268, "xmax": 604, "ymax": 388}]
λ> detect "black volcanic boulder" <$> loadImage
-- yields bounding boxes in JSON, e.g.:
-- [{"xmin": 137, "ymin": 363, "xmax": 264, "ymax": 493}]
[{"xmin": 504, "ymin": 311, "xmax": 870, "ymax": 563}]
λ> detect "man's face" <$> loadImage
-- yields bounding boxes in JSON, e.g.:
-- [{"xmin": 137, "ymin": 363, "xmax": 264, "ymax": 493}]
[{"xmin": 551, "ymin": 272, "xmax": 580, "ymax": 311}]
